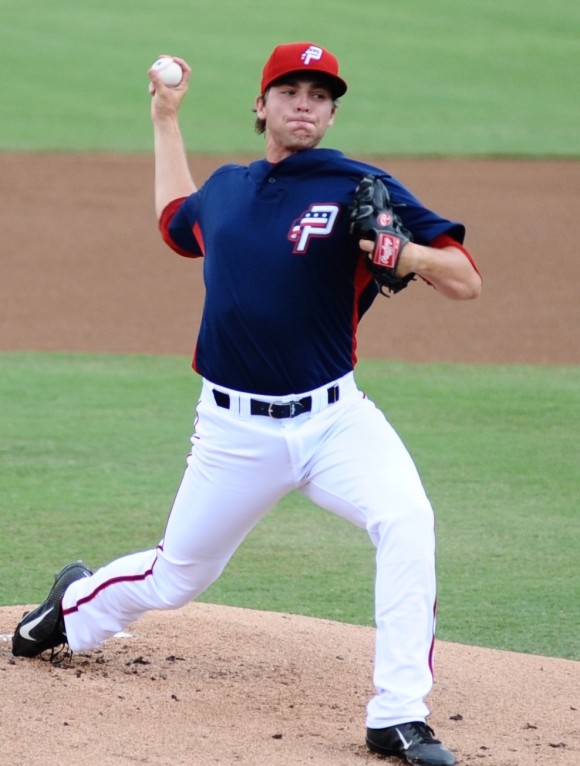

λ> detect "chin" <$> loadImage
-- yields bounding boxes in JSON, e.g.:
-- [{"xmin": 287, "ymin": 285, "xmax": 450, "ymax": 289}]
[{"xmin": 288, "ymin": 132, "xmax": 318, "ymax": 149}]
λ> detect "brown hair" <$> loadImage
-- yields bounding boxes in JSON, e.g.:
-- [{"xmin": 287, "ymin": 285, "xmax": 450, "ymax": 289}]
[{"xmin": 254, "ymin": 108, "xmax": 266, "ymax": 135}]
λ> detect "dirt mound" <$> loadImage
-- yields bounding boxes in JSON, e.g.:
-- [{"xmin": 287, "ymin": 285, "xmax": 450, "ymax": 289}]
[{"xmin": 1, "ymin": 603, "xmax": 578, "ymax": 766}]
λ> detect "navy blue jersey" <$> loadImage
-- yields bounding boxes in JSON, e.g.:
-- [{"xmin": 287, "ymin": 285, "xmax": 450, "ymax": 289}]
[{"xmin": 161, "ymin": 148, "xmax": 465, "ymax": 395}]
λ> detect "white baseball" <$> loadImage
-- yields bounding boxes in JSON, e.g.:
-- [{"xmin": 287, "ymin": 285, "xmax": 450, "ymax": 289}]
[{"xmin": 150, "ymin": 57, "xmax": 183, "ymax": 87}]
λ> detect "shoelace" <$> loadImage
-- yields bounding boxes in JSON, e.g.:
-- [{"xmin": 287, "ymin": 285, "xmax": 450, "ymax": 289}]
[
  {"xmin": 47, "ymin": 642, "xmax": 73, "ymax": 665},
  {"xmin": 408, "ymin": 722, "xmax": 441, "ymax": 744}
]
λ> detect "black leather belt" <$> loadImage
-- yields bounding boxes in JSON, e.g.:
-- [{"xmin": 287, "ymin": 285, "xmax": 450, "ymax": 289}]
[{"xmin": 213, "ymin": 385, "xmax": 340, "ymax": 419}]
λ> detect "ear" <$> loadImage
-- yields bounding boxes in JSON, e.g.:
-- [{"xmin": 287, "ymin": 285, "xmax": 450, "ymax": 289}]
[
  {"xmin": 255, "ymin": 95, "xmax": 266, "ymax": 120},
  {"xmin": 327, "ymin": 104, "xmax": 337, "ymax": 127}
]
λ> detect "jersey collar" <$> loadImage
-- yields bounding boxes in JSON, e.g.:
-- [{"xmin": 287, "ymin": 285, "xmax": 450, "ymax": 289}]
[{"xmin": 248, "ymin": 148, "xmax": 344, "ymax": 183}]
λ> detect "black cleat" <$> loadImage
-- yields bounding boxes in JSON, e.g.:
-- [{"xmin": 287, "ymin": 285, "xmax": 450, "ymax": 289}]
[
  {"xmin": 12, "ymin": 561, "xmax": 93, "ymax": 658},
  {"xmin": 366, "ymin": 721, "xmax": 456, "ymax": 766}
]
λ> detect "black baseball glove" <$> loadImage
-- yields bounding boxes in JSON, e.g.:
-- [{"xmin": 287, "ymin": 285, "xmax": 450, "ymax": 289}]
[{"xmin": 348, "ymin": 174, "xmax": 415, "ymax": 295}]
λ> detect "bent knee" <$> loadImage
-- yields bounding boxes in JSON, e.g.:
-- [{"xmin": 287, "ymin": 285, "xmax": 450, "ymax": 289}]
[
  {"xmin": 153, "ymin": 556, "xmax": 227, "ymax": 609},
  {"xmin": 368, "ymin": 498, "xmax": 435, "ymax": 550}
]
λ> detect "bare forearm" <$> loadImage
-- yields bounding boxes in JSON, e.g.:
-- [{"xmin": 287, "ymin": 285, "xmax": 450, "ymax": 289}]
[
  {"xmin": 359, "ymin": 237, "xmax": 481, "ymax": 300},
  {"xmin": 149, "ymin": 56, "xmax": 196, "ymax": 218},
  {"xmin": 153, "ymin": 117, "xmax": 196, "ymax": 218},
  {"xmin": 401, "ymin": 242, "xmax": 482, "ymax": 300}
]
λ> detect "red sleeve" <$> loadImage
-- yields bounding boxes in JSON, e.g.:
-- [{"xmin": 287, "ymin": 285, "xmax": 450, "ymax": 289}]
[
  {"xmin": 158, "ymin": 198, "xmax": 202, "ymax": 259},
  {"xmin": 430, "ymin": 233, "xmax": 481, "ymax": 277}
]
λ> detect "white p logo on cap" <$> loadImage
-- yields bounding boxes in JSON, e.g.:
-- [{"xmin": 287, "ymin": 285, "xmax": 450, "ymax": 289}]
[{"xmin": 301, "ymin": 45, "xmax": 323, "ymax": 65}]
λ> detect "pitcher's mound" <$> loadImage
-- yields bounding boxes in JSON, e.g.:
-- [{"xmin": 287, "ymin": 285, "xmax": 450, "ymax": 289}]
[{"xmin": 1, "ymin": 602, "xmax": 578, "ymax": 766}]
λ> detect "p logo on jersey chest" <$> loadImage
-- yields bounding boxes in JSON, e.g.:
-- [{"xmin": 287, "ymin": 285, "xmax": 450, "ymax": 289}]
[{"xmin": 288, "ymin": 204, "xmax": 340, "ymax": 253}]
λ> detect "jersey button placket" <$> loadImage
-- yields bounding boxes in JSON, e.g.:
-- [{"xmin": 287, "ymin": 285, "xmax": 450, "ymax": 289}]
[{"xmin": 262, "ymin": 173, "xmax": 282, "ymax": 200}]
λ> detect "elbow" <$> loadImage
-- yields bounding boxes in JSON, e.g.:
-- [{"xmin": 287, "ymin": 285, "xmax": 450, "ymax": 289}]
[
  {"xmin": 441, "ymin": 243, "xmax": 482, "ymax": 300},
  {"xmin": 441, "ymin": 272, "xmax": 482, "ymax": 301},
  {"xmin": 455, "ymin": 273, "xmax": 483, "ymax": 301},
  {"xmin": 449, "ymin": 252, "xmax": 483, "ymax": 300},
  {"xmin": 466, "ymin": 271, "xmax": 483, "ymax": 300}
]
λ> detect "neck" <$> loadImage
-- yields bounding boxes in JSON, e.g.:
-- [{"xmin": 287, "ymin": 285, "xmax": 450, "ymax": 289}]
[{"xmin": 264, "ymin": 136, "xmax": 322, "ymax": 164}]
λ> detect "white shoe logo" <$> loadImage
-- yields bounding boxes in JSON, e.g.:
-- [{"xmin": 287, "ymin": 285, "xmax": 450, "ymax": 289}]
[
  {"xmin": 19, "ymin": 607, "xmax": 54, "ymax": 641},
  {"xmin": 396, "ymin": 727, "xmax": 413, "ymax": 750}
]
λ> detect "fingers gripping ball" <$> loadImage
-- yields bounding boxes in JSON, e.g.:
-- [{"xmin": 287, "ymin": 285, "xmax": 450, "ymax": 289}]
[
  {"xmin": 348, "ymin": 174, "xmax": 415, "ymax": 296},
  {"xmin": 150, "ymin": 57, "xmax": 183, "ymax": 87}
]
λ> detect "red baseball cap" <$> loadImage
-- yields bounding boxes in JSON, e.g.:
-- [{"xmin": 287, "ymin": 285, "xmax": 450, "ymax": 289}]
[{"xmin": 260, "ymin": 42, "xmax": 348, "ymax": 98}]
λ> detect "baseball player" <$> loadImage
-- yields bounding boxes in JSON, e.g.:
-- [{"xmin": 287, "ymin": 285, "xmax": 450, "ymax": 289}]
[{"xmin": 13, "ymin": 42, "xmax": 481, "ymax": 766}]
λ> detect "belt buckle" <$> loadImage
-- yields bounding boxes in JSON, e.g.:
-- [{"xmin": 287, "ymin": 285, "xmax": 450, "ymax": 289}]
[
  {"xmin": 267, "ymin": 400, "xmax": 303, "ymax": 418},
  {"xmin": 268, "ymin": 400, "xmax": 284, "ymax": 418}
]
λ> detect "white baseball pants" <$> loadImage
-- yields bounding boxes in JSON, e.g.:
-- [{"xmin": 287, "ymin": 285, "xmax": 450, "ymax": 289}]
[{"xmin": 63, "ymin": 371, "xmax": 437, "ymax": 728}]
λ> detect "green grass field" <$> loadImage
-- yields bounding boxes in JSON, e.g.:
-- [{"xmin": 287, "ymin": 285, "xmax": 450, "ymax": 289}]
[
  {"xmin": 3, "ymin": 0, "xmax": 579, "ymax": 155},
  {"xmin": 1, "ymin": 353, "xmax": 578, "ymax": 660}
]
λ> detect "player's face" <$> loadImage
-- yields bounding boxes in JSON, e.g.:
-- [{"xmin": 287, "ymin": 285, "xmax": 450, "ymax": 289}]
[{"xmin": 256, "ymin": 78, "xmax": 336, "ymax": 162}]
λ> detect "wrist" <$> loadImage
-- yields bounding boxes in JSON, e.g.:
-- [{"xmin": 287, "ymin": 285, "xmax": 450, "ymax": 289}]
[{"xmin": 398, "ymin": 241, "xmax": 422, "ymax": 276}]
